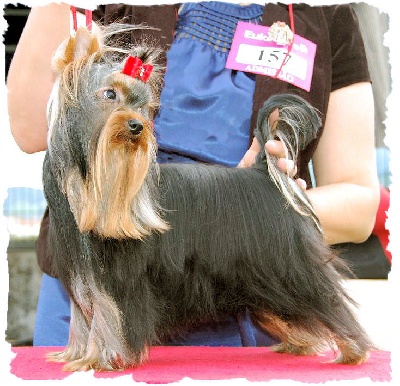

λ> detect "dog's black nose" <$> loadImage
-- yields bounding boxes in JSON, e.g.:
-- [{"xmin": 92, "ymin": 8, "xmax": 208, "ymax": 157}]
[{"xmin": 128, "ymin": 119, "xmax": 143, "ymax": 135}]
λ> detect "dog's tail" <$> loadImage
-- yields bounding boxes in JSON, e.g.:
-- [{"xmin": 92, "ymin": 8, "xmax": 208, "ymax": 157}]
[{"xmin": 254, "ymin": 93, "xmax": 322, "ymax": 232}]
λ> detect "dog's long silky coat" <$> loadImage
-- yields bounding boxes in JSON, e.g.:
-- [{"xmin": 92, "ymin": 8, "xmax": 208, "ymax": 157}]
[{"xmin": 44, "ymin": 25, "xmax": 374, "ymax": 371}]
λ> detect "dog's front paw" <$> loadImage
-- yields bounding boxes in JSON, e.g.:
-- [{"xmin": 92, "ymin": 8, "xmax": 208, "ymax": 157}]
[
  {"xmin": 46, "ymin": 351, "xmax": 69, "ymax": 363},
  {"xmin": 57, "ymin": 354, "xmax": 127, "ymax": 372},
  {"xmin": 46, "ymin": 346, "xmax": 84, "ymax": 363},
  {"xmin": 55, "ymin": 346, "xmax": 149, "ymax": 372},
  {"xmin": 62, "ymin": 358, "xmax": 117, "ymax": 372}
]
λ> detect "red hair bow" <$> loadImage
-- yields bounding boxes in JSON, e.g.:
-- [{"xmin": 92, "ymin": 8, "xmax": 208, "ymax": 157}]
[{"xmin": 122, "ymin": 56, "xmax": 153, "ymax": 82}]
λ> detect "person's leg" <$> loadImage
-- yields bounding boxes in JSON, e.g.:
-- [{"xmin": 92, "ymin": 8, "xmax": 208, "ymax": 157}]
[
  {"xmin": 166, "ymin": 312, "xmax": 278, "ymax": 347},
  {"xmin": 237, "ymin": 310, "xmax": 279, "ymax": 347},
  {"xmin": 33, "ymin": 273, "xmax": 71, "ymax": 346}
]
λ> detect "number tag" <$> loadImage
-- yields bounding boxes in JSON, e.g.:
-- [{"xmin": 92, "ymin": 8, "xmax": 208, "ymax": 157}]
[{"xmin": 226, "ymin": 21, "xmax": 316, "ymax": 92}]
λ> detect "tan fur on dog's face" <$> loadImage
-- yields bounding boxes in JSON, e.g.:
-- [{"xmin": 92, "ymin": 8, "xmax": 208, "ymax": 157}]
[{"xmin": 46, "ymin": 25, "xmax": 168, "ymax": 240}]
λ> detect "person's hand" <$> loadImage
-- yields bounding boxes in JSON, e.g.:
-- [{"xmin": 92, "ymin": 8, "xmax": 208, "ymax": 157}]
[
  {"xmin": 238, "ymin": 138, "xmax": 307, "ymax": 191},
  {"xmin": 238, "ymin": 108, "xmax": 280, "ymax": 169},
  {"xmin": 265, "ymin": 139, "xmax": 307, "ymax": 190},
  {"xmin": 237, "ymin": 137, "xmax": 261, "ymax": 168}
]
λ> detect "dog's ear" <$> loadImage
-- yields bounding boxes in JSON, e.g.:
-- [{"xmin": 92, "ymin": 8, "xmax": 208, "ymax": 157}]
[{"xmin": 52, "ymin": 27, "xmax": 102, "ymax": 75}]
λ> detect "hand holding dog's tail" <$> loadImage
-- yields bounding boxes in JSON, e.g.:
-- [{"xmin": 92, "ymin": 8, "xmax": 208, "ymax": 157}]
[{"xmin": 254, "ymin": 93, "xmax": 322, "ymax": 231}]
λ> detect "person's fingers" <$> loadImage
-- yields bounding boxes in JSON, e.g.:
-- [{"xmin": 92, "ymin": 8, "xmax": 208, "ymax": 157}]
[
  {"xmin": 266, "ymin": 140, "xmax": 300, "ymax": 178},
  {"xmin": 264, "ymin": 139, "xmax": 281, "ymax": 157},
  {"xmin": 265, "ymin": 139, "xmax": 288, "ymax": 159},
  {"xmin": 238, "ymin": 137, "xmax": 261, "ymax": 168},
  {"xmin": 268, "ymin": 108, "xmax": 279, "ymax": 130},
  {"xmin": 240, "ymin": 137, "xmax": 307, "ymax": 190},
  {"xmin": 238, "ymin": 149, "xmax": 258, "ymax": 168},
  {"xmin": 296, "ymin": 178, "xmax": 307, "ymax": 191},
  {"xmin": 277, "ymin": 158, "xmax": 298, "ymax": 177}
]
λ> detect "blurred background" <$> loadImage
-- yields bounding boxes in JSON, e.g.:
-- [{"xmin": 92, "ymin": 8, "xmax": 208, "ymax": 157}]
[{"xmin": 3, "ymin": 3, "xmax": 45, "ymax": 346}]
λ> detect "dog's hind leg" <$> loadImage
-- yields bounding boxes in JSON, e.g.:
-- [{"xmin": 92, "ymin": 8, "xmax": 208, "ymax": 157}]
[
  {"xmin": 253, "ymin": 300, "xmax": 372, "ymax": 365},
  {"xmin": 315, "ymin": 296, "xmax": 373, "ymax": 365},
  {"xmin": 299, "ymin": 285, "xmax": 373, "ymax": 365},
  {"xmin": 253, "ymin": 311, "xmax": 330, "ymax": 357}
]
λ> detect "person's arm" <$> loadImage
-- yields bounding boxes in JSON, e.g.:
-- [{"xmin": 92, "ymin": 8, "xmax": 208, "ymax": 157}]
[
  {"xmin": 239, "ymin": 82, "xmax": 380, "ymax": 245},
  {"xmin": 7, "ymin": 3, "xmax": 71, "ymax": 153},
  {"xmin": 307, "ymin": 81, "xmax": 380, "ymax": 245}
]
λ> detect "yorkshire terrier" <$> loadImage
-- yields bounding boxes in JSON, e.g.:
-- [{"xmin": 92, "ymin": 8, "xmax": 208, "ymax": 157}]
[{"xmin": 43, "ymin": 24, "xmax": 374, "ymax": 371}]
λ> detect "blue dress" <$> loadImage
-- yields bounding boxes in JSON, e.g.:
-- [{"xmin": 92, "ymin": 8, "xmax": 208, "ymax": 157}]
[
  {"xmin": 155, "ymin": 1, "xmax": 263, "ymax": 166},
  {"xmin": 34, "ymin": 2, "xmax": 277, "ymax": 348}
]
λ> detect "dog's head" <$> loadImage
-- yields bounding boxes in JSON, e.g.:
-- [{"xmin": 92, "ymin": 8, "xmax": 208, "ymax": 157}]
[
  {"xmin": 48, "ymin": 25, "xmax": 163, "ymax": 146},
  {"xmin": 46, "ymin": 25, "xmax": 169, "ymax": 239}
]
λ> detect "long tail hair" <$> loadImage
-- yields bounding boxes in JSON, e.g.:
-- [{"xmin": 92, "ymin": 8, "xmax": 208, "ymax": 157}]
[{"xmin": 254, "ymin": 93, "xmax": 322, "ymax": 232}]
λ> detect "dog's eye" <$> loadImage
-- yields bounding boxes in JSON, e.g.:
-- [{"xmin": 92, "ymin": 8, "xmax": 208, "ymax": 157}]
[{"xmin": 103, "ymin": 89, "xmax": 117, "ymax": 100}]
